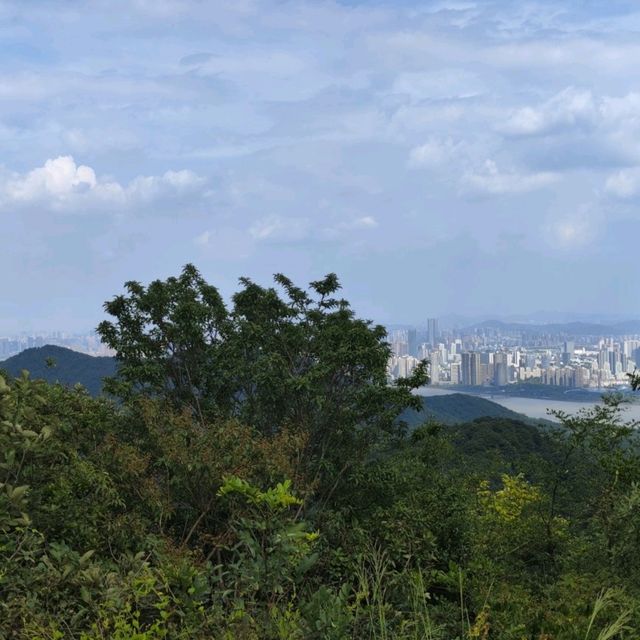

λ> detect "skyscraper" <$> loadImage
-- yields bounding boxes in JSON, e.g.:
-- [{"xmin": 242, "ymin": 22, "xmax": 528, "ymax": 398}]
[
  {"xmin": 407, "ymin": 329, "xmax": 418, "ymax": 357},
  {"xmin": 429, "ymin": 350, "xmax": 440, "ymax": 385},
  {"xmin": 609, "ymin": 349, "xmax": 621, "ymax": 375},
  {"xmin": 494, "ymin": 352, "xmax": 508, "ymax": 386},
  {"xmin": 461, "ymin": 352, "xmax": 482, "ymax": 386},
  {"xmin": 427, "ymin": 318, "xmax": 439, "ymax": 346},
  {"xmin": 562, "ymin": 340, "xmax": 575, "ymax": 365}
]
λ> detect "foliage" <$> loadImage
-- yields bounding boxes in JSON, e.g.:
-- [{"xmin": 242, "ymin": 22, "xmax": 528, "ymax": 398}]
[
  {"xmin": 1, "ymin": 345, "xmax": 116, "ymax": 396},
  {"xmin": 97, "ymin": 265, "xmax": 428, "ymax": 503},
  {"xmin": 1, "ymin": 266, "xmax": 640, "ymax": 638},
  {"xmin": 399, "ymin": 393, "xmax": 529, "ymax": 428}
]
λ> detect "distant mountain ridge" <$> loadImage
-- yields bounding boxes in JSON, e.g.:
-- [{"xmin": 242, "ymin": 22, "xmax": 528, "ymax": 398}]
[
  {"xmin": 465, "ymin": 319, "xmax": 640, "ymax": 336},
  {"xmin": 400, "ymin": 393, "xmax": 535, "ymax": 427},
  {"xmin": 0, "ymin": 345, "xmax": 116, "ymax": 396},
  {"xmin": 439, "ymin": 312, "xmax": 639, "ymax": 327}
]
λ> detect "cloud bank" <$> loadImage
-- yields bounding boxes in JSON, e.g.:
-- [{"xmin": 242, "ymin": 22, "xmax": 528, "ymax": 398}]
[
  {"xmin": 0, "ymin": 156, "xmax": 206, "ymax": 212},
  {"xmin": 1, "ymin": 0, "xmax": 640, "ymax": 330}
]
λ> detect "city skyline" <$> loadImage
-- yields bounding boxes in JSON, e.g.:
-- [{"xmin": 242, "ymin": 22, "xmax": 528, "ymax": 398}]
[
  {"xmin": 387, "ymin": 321, "xmax": 640, "ymax": 391},
  {"xmin": 5, "ymin": 317, "xmax": 640, "ymax": 395},
  {"xmin": 1, "ymin": 2, "xmax": 640, "ymax": 330}
]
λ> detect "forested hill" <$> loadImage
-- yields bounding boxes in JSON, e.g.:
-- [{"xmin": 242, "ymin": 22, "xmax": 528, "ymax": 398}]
[
  {"xmin": 401, "ymin": 392, "xmax": 531, "ymax": 426},
  {"xmin": 0, "ymin": 345, "xmax": 116, "ymax": 395}
]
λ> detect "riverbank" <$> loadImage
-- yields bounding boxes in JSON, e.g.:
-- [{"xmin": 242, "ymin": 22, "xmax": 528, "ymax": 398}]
[
  {"xmin": 416, "ymin": 386, "xmax": 640, "ymax": 422},
  {"xmin": 444, "ymin": 383, "xmax": 625, "ymax": 403}
]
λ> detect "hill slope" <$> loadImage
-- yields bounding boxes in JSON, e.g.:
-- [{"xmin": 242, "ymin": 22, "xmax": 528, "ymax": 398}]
[
  {"xmin": 466, "ymin": 319, "xmax": 640, "ymax": 336},
  {"xmin": 0, "ymin": 345, "xmax": 116, "ymax": 395},
  {"xmin": 446, "ymin": 416, "xmax": 557, "ymax": 468},
  {"xmin": 400, "ymin": 393, "xmax": 533, "ymax": 427}
]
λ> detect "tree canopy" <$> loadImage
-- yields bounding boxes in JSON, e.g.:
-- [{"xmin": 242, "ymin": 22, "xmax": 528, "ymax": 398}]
[{"xmin": 97, "ymin": 265, "xmax": 428, "ymax": 500}]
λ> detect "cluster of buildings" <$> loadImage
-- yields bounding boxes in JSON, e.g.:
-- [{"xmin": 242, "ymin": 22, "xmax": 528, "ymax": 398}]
[
  {"xmin": 0, "ymin": 332, "xmax": 113, "ymax": 360},
  {"xmin": 387, "ymin": 320, "xmax": 640, "ymax": 390}
]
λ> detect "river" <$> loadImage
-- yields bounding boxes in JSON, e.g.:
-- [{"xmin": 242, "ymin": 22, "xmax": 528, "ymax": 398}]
[{"xmin": 416, "ymin": 387, "xmax": 640, "ymax": 422}]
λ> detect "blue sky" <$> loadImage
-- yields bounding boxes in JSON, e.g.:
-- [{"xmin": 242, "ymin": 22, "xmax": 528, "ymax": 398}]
[{"xmin": 2, "ymin": 0, "xmax": 640, "ymax": 331}]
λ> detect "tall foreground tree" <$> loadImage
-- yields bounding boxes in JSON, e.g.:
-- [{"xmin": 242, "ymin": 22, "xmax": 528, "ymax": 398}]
[{"xmin": 97, "ymin": 265, "xmax": 427, "ymax": 496}]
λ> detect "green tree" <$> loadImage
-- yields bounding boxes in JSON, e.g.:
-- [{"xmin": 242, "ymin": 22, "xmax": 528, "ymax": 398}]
[{"xmin": 97, "ymin": 265, "xmax": 428, "ymax": 501}]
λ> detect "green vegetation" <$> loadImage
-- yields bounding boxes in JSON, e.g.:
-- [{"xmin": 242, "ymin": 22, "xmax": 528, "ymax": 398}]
[
  {"xmin": 400, "ymin": 393, "xmax": 530, "ymax": 427},
  {"xmin": 2, "ymin": 265, "xmax": 640, "ymax": 638},
  {"xmin": 1, "ymin": 346, "xmax": 116, "ymax": 396}
]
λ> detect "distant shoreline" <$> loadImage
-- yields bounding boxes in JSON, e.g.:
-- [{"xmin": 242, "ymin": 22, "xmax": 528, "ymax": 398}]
[
  {"xmin": 416, "ymin": 386, "xmax": 640, "ymax": 423},
  {"xmin": 427, "ymin": 384, "xmax": 626, "ymax": 404}
]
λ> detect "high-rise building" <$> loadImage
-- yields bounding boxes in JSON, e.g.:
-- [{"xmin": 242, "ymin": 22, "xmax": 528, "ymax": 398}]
[
  {"xmin": 562, "ymin": 340, "xmax": 575, "ymax": 365},
  {"xmin": 429, "ymin": 350, "xmax": 440, "ymax": 385},
  {"xmin": 427, "ymin": 318, "xmax": 439, "ymax": 346},
  {"xmin": 461, "ymin": 352, "xmax": 482, "ymax": 386},
  {"xmin": 609, "ymin": 350, "xmax": 620, "ymax": 375},
  {"xmin": 461, "ymin": 352, "xmax": 471, "ymax": 385},
  {"xmin": 494, "ymin": 352, "xmax": 508, "ymax": 386},
  {"xmin": 391, "ymin": 330, "xmax": 408, "ymax": 356},
  {"xmin": 407, "ymin": 329, "xmax": 418, "ymax": 357},
  {"xmin": 472, "ymin": 352, "xmax": 482, "ymax": 385},
  {"xmin": 597, "ymin": 349, "xmax": 608, "ymax": 371},
  {"xmin": 575, "ymin": 366, "xmax": 590, "ymax": 387},
  {"xmin": 394, "ymin": 355, "xmax": 419, "ymax": 378}
]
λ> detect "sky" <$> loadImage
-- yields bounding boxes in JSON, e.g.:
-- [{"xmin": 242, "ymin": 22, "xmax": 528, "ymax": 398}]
[{"xmin": 2, "ymin": 0, "xmax": 640, "ymax": 332}]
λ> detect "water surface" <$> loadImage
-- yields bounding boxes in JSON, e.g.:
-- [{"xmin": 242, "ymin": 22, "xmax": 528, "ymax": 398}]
[{"xmin": 416, "ymin": 387, "xmax": 640, "ymax": 422}]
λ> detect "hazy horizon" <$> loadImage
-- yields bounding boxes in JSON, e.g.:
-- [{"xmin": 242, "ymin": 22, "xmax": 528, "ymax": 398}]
[
  {"xmin": 5, "ymin": 310, "xmax": 640, "ymax": 338},
  {"xmin": 2, "ymin": 1, "xmax": 640, "ymax": 332}
]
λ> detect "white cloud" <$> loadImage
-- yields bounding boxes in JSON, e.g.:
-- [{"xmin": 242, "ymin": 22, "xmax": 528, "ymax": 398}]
[
  {"xmin": 392, "ymin": 69, "xmax": 484, "ymax": 101},
  {"xmin": 126, "ymin": 169, "xmax": 205, "ymax": 203},
  {"xmin": 249, "ymin": 214, "xmax": 378, "ymax": 243},
  {"xmin": 194, "ymin": 230, "xmax": 211, "ymax": 246},
  {"xmin": 605, "ymin": 168, "xmax": 640, "ymax": 198},
  {"xmin": 0, "ymin": 156, "xmax": 206, "ymax": 212},
  {"xmin": 463, "ymin": 160, "xmax": 559, "ymax": 195},
  {"xmin": 6, "ymin": 156, "xmax": 97, "ymax": 200},
  {"xmin": 249, "ymin": 215, "xmax": 310, "ymax": 242},
  {"xmin": 426, "ymin": 2, "xmax": 478, "ymax": 13},
  {"xmin": 501, "ymin": 87, "xmax": 596, "ymax": 136},
  {"xmin": 499, "ymin": 88, "xmax": 640, "ymax": 169},
  {"xmin": 353, "ymin": 216, "xmax": 378, "ymax": 228},
  {"xmin": 326, "ymin": 216, "xmax": 379, "ymax": 236},
  {"xmin": 409, "ymin": 137, "xmax": 462, "ymax": 168},
  {"xmin": 545, "ymin": 209, "xmax": 598, "ymax": 250},
  {"xmin": 483, "ymin": 38, "xmax": 640, "ymax": 75},
  {"xmin": 600, "ymin": 92, "xmax": 640, "ymax": 122}
]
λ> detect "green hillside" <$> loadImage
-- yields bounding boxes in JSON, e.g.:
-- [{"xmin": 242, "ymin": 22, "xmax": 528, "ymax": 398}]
[
  {"xmin": 444, "ymin": 416, "xmax": 558, "ymax": 476},
  {"xmin": 400, "ymin": 392, "xmax": 532, "ymax": 427},
  {"xmin": 0, "ymin": 345, "xmax": 116, "ymax": 395}
]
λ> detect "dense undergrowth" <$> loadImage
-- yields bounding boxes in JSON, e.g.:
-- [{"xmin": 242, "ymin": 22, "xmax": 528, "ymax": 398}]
[{"xmin": 2, "ymin": 265, "xmax": 640, "ymax": 638}]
